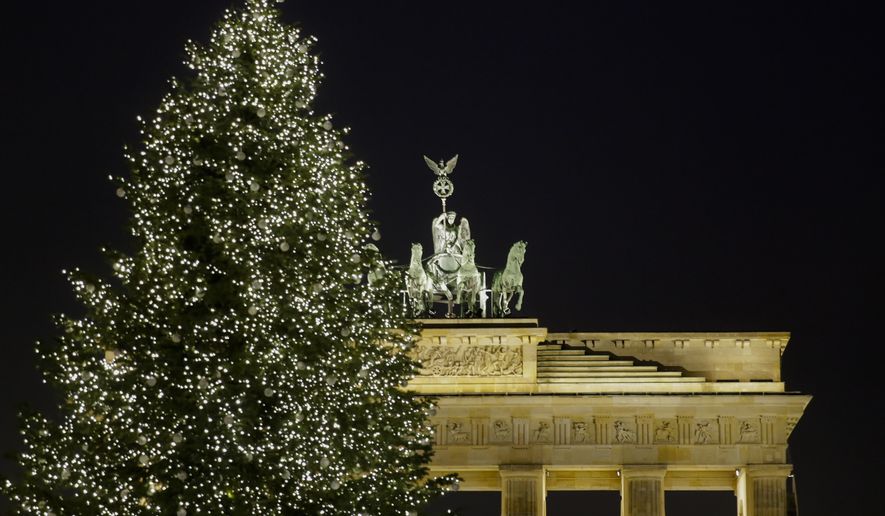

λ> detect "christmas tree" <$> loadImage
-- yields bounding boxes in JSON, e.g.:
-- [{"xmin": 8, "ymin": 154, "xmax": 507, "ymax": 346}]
[{"xmin": 3, "ymin": 0, "xmax": 454, "ymax": 513}]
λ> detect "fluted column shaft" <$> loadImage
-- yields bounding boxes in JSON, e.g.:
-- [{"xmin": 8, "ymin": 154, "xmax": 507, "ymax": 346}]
[
  {"xmin": 500, "ymin": 465, "xmax": 546, "ymax": 516},
  {"xmin": 620, "ymin": 467, "xmax": 667, "ymax": 516},
  {"xmin": 736, "ymin": 465, "xmax": 792, "ymax": 516}
]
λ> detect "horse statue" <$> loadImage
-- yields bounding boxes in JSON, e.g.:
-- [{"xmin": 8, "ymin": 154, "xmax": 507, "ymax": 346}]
[
  {"xmin": 364, "ymin": 243, "xmax": 386, "ymax": 287},
  {"xmin": 491, "ymin": 241, "xmax": 526, "ymax": 317},
  {"xmin": 405, "ymin": 243, "xmax": 434, "ymax": 315},
  {"xmin": 455, "ymin": 239, "xmax": 482, "ymax": 315}
]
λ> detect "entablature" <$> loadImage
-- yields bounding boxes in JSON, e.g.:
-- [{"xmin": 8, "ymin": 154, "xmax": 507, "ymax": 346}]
[{"xmin": 427, "ymin": 394, "xmax": 810, "ymax": 470}]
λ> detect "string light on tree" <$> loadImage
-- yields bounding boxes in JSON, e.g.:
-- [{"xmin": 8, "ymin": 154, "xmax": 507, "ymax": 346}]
[{"xmin": 2, "ymin": 0, "xmax": 455, "ymax": 513}]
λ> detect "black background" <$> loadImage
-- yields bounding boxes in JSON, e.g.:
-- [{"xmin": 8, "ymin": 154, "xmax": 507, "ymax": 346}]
[{"xmin": 1, "ymin": 1, "xmax": 882, "ymax": 514}]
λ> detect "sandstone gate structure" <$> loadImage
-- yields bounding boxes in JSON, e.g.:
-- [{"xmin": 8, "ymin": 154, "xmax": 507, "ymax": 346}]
[{"xmin": 409, "ymin": 318, "xmax": 809, "ymax": 516}]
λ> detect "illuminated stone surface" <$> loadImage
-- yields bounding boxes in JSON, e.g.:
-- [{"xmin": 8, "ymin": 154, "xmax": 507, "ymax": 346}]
[{"xmin": 410, "ymin": 319, "xmax": 809, "ymax": 516}]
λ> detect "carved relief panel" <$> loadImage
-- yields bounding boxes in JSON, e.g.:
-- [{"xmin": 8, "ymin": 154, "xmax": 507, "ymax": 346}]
[
  {"xmin": 415, "ymin": 345, "xmax": 523, "ymax": 376},
  {"xmin": 570, "ymin": 418, "xmax": 594, "ymax": 445},
  {"xmin": 445, "ymin": 419, "xmax": 472, "ymax": 445},
  {"xmin": 530, "ymin": 418, "xmax": 554, "ymax": 444},
  {"xmin": 736, "ymin": 418, "xmax": 761, "ymax": 444},
  {"xmin": 612, "ymin": 418, "xmax": 638, "ymax": 444},
  {"xmin": 653, "ymin": 419, "xmax": 677, "ymax": 444},
  {"xmin": 490, "ymin": 418, "xmax": 513, "ymax": 444},
  {"xmin": 692, "ymin": 418, "xmax": 720, "ymax": 445}
]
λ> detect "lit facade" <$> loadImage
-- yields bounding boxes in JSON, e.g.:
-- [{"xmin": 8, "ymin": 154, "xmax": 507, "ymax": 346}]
[{"xmin": 410, "ymin": 319, "xmax": 810, "ymax": 516}]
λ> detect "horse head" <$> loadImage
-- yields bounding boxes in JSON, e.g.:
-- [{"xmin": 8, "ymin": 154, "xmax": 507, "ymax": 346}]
[
  {"xmin": 510, "ymin": 241, "xmax": 527, "ymax": 265},
  {"xmin": 410, "ymin": 243, "xmax": 423, "ymax": 264}
]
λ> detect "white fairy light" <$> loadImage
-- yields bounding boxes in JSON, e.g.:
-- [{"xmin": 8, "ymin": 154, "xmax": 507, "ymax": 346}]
[{"xmin": 6, "ymin": 0, "xmax": 455, "ymax": 514}]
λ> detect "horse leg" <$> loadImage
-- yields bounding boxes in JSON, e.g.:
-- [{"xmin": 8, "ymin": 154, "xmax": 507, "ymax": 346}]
[
  {"xmin": 406, "ymin": 285, "xmax": 418, "ymax": 316},
  {"xmin": 419, "ymin": 292, "xmax": 429, "ymax": 316},
  {"xmin": 502, "ymin": 290, "xmax": 513, "ymax": 315},
  {"xmin": 422, "ymin": 289, "xmax": 433, "ymax": 316},
  {"xmin": 515, "ymin": 286, "xmax": 524, "ymax": 311},
  {"xmin": 413, "ymin": 296, "xmax": 422, "ymax": 316}
]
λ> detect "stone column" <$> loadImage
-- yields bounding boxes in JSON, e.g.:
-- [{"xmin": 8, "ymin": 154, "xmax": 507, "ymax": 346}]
[
  {"xmin": 736, "ymin": 465, "xmax": 792, "ymax": 516},
  {"xmin": 499, "ymin": 465, "xmax": 546, "ymax": 516},
  {"xmin": 620, "ymin": 467, "xmax": 666, "ymax": 516}
]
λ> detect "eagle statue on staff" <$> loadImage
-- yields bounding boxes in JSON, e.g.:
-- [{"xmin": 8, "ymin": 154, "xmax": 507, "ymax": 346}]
[{"xmin": 424, "ymin": 154, "xmax": 458, "ymax": 212}]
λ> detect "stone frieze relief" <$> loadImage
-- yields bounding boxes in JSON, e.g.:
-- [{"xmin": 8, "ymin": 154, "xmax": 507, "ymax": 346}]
[
  {"xmin": 433, "ymin": 415, "xmax": 781, "ymax": 446},
  {"xmin": 416, "ymin": 345, "xmax": 523, "ymax": 376}
]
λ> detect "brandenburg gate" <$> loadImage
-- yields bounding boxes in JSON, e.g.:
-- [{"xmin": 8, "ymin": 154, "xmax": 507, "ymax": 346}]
[
  {"xmin": 409, "ymin": 319, "xmax": 809, "ymax": 516},
  {"xmin": 404, "ymin": 157, "xmax": 810, "ymax": 515}
]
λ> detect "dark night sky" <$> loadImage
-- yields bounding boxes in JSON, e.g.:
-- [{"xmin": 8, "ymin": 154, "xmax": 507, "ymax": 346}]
[{"xmin": 2, "ymin": 1, "xmax": 882, "ymax": 514}]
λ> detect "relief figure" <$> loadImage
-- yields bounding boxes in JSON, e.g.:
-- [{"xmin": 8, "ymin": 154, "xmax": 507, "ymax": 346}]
[{"xmin": 614, "ymin": 420, "xmax": 636, "ymax": 444}]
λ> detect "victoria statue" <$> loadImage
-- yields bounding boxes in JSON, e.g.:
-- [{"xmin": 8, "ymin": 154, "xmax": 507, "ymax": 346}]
[{"xmin": 429, "ymin": 211, "xmax": 471, "ymax": 280}]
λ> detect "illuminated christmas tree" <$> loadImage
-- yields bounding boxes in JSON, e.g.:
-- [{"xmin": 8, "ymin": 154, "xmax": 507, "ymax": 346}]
[{"xmin": 3, "ymin": 0, "xmax": 454, "ymax": 513}]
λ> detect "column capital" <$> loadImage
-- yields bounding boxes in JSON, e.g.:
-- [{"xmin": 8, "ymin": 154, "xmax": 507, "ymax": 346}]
[
  {"xmin": 620, "ymin": 466, "xmax": 668, "ymax": 479},
  {"xmin": 741, "ymin": 464, "xmax": 793, "ymax": 479},
  {"xmin": 500, "ymin": 464, "xmax": 545, "ymax": 475}
]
